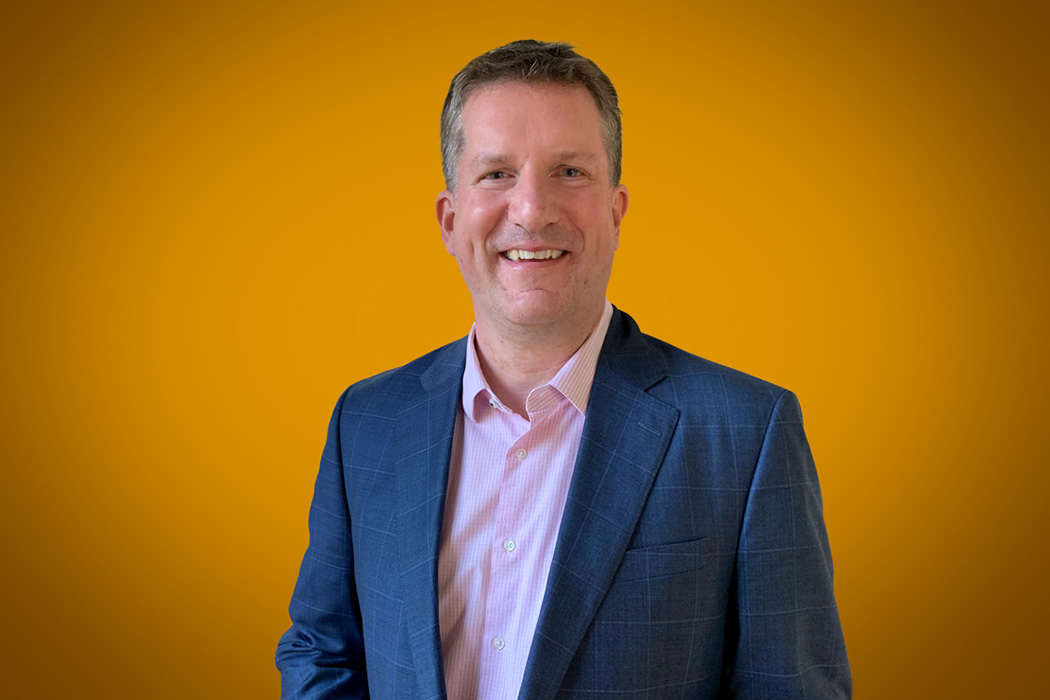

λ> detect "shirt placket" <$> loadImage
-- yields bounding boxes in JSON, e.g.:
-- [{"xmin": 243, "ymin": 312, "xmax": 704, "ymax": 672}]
[{"xmin": 476, "ymin": 416, "xmax": 537, "ymax": 700}]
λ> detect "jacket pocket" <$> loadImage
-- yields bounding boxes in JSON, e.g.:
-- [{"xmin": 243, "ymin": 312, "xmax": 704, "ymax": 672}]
[{"xmin": 612, "ymin": 536, "xmax": 708, "ymax": 584}]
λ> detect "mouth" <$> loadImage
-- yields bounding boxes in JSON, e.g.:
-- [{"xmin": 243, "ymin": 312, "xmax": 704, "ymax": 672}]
[{"xmin": 502, "ymin": 249, "xmax": 565, "ymax": 261}]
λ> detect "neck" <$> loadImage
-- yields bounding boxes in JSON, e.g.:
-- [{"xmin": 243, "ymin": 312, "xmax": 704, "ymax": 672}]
[{"xmin": 473, "ymin": 305, "xmax": 604, "ymax": 418}]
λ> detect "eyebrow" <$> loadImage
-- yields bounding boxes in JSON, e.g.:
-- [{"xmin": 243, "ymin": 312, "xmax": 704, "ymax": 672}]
[
  {"xmin": 551, "ymin": 150, "xmax": 601, "ymax": 164},
  {"xmin": 468, "ymin": 150, "xmax": 602, "ymax": 169},
  {"xmin": 469, "ymin": 153, "xmax": 511, "ymax": 169}
]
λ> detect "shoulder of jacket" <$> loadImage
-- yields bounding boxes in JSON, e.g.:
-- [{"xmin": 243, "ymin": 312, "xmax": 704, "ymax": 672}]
[
  {"xmin": 336, "ymin": 336, "xmax": 467, "ymax": 413},
  {"xmin": 640, "ymin": 332, "xmax": 792, "ymax": 415}
]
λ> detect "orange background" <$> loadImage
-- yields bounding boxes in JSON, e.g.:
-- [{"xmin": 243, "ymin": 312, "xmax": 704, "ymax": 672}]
[{"xmin": 1, "ymin": 1, "xmax": 1047, "ymax": 697}]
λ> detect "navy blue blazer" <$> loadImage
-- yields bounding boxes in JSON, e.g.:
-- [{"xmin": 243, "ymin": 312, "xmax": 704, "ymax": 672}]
[{"xmin": 277, "ymin": 308, "xmax": 851, "ymax": 699}]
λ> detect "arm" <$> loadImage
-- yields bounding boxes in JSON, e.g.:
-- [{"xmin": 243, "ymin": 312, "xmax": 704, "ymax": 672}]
[
  {"xmin": 723, "ymin": 390, "xmax": 851, "ymax": 699},
  {"xmin": 276, "ymin": 389, "xmax": 369, "ymax": 700}
]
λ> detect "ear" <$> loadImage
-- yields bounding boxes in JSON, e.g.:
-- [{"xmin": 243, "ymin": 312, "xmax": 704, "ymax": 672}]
[
  {"xmin": 610, "ymin": 184, "xmax": 629, "ymax": 249},
  {"xmin": 436, "ymin": 190, "xmax": 457, "ymax": 255}
]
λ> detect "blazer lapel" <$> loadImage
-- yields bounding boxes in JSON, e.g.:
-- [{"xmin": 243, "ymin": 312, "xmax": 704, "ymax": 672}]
[
  {"xmin": 519, "ymin": 310, "xmax": 680, "ymax": 700},
  {"xmin": 393, "ymin": 340, "xmax": 466, "ymax": 700}
]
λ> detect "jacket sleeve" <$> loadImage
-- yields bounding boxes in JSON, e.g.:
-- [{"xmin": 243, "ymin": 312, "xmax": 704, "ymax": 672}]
[
  {"xmin": 276, "ymin": 389, "xmax": 369, "ymax": 700},
  {"xmin": 723, "ymin": 390, "xmax": 852, "ymax": 699}
]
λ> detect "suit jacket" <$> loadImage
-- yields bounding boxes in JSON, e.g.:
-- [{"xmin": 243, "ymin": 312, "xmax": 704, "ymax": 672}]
[{"xmin": 277, "ymin": 308, "xmax": 851, "ymax": 700}]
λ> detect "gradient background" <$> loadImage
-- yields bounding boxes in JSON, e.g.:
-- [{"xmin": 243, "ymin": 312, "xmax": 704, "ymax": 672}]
[{"xmin": 1, "ymin": 1, "xmax": 1047, "ymax": 697}]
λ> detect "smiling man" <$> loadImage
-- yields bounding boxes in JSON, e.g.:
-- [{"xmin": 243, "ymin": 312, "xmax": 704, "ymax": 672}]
[
  {"xmin": 436, "ymin": 80, "xmax": 627, "ymax": 417},
  {"xmin": 277, "ymin": 40, "xmax": 851, "ymax": 700}
]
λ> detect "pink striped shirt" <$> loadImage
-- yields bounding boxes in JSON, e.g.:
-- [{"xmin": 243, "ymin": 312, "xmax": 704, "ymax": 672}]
[{"xmin": 437, "ymin": 300, "xmax": 614, "ymax": 700}]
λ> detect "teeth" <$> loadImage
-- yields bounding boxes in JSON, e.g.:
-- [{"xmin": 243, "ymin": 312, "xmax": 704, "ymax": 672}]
[{"xmin": 505, "ymin": 249, "xmax": 564, "ymax": 261}]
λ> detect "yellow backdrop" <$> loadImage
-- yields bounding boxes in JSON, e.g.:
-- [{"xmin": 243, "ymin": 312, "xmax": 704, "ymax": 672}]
[{"xmin": 1, "ymin": 1, "xmax": 1047, "ymax": 697}]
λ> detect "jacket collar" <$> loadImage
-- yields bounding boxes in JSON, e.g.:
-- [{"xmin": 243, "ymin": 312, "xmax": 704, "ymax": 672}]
[{"xmin": 395, "ymin": 308, "xmax": 680, "ymax": 700}]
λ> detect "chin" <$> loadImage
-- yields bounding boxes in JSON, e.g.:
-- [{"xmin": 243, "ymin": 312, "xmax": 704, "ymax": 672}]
[
  {"xmin": 504, "ymin": 309, "xmax": 564, "ymax": 329},
  {"xmin": 497, "ymin": 294, "xmax": 570, "ymax": 329}
]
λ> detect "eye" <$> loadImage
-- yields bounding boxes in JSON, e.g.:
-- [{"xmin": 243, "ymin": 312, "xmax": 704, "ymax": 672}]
[
  {"xmin": 482, "ymin": 170, "xmax": 508, "ymax": 180},
  {"xmin": 561, "ymin": 167, "xmax": 583, "ymax": 177}
]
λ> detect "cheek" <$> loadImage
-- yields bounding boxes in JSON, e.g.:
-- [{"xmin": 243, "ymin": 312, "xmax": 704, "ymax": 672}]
[
  {"xmin": 466, "ymin": 193, "xmax": 504, "ymax": 224},
  {"xmin": 567, "ymin": 190, "xmax": 613, "ymax": 222},
  {"xmin": 574, "ymin": 204, "xmax": 617, "ymax": 247}
]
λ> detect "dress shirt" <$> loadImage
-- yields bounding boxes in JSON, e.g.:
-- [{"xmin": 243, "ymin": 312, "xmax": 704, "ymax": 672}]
[{"xmin": 437, "ymin": 300, "xmax": 614, "ymax": 700}]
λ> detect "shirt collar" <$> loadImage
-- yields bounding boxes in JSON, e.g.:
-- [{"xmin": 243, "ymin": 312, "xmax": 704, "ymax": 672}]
[{"xmin": 461, "ymin": 299, "xmax": 614, "ymax": 423}]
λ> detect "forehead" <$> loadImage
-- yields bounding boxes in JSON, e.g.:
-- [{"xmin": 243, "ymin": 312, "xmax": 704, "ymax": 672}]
[{"xmin": 459, "ymin": 81, "xmax": 605, "ymax": 158}]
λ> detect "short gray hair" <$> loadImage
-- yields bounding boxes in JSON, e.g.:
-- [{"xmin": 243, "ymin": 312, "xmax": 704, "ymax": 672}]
[{"xmin": 440, "ymin": 39, "xmax": 622, "ymax": 191}]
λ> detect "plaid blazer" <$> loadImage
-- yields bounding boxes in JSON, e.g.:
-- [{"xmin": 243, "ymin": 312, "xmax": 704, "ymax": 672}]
[{"xmin": 277, "ymin": 308, "xmax": 851, "ymax": 699}]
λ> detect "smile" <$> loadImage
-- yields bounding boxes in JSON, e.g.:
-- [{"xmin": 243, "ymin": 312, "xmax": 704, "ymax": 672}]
[{"xmin": 503, "ymin": 249, "xmax": 565, "ymax": 261}]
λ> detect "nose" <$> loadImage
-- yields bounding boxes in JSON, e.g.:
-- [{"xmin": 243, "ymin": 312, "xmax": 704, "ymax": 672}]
[{"xmin": 506, "ymin": 170, "xmax": 558, "ymax": 233}]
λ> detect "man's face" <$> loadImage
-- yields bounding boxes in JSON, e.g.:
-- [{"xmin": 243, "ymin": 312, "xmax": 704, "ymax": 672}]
[{"xmin": 436, "ymin": 81, "xmax": 628, "ymax": 338}]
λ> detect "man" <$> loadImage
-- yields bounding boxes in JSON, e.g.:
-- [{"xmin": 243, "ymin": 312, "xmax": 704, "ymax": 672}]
[{"xmin": 277, "ymin": 40, "xmax": 851, "ymax": 700}]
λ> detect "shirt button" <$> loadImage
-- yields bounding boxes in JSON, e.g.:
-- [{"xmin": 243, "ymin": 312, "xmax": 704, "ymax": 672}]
[
  {"xmin": 503, "ymin": 538, "xmax": 516, "ymax": 553},
  {"xmin": 492, "ymin": 636, "xmax": 505, "ymax": 651},
  {"xmin": 489, "ymin": 399, "xmax": 498, "ymax": 409},
  {"xmin": 516, "ymin": 448, "xmax": 527, "ymax": 460}
]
